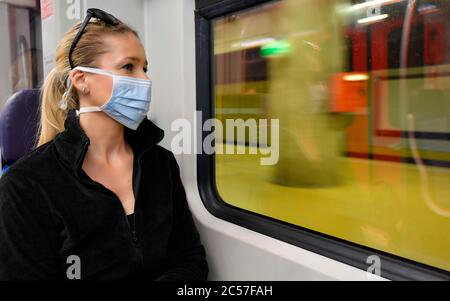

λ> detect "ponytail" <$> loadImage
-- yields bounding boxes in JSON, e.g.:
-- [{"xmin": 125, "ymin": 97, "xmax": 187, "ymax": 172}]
[{"xmin": 38, "ymin": 67, "xmax": 71, "ymax": 146}]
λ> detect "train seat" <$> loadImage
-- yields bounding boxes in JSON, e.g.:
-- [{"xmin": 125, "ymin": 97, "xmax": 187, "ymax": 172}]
[{"xmin": 0, "ymin": 89, "xmax": 41, "ymax": 175}]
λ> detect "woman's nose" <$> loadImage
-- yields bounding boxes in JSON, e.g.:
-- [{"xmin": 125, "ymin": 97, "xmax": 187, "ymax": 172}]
[{"xmin": 137, "ymin": 71, "xmax": 150, "ymax": 80}]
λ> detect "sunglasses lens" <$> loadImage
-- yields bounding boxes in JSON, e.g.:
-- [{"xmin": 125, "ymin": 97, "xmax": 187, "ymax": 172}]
[{"xmin": 90, "ymin": 9, "xmax": 120, "ymax": 25}]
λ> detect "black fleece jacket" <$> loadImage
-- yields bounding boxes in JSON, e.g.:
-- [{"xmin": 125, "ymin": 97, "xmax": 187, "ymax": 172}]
[{"xmin": 0, "ymin": 109, "xmax": 208, "ymax": 281}]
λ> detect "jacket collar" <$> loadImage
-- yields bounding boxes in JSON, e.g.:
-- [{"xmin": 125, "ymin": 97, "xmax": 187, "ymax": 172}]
[{"xmin": 54, "ymin": 109, "xmax": 164, "ymax": 174}]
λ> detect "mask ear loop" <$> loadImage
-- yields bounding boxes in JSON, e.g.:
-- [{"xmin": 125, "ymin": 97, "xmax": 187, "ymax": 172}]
[
  {"xmin": 71, "ymin": 66, "xmax": 119, "ymax": 116},
  {"xmin": 60, "ymin": 75, "xmax": 72, "ymax": 111}
]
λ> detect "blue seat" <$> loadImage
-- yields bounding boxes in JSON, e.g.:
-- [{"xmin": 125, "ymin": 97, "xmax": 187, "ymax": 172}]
[{"xmin": 0, "ymin": 89, "xmax": 41, "ymax": 174}]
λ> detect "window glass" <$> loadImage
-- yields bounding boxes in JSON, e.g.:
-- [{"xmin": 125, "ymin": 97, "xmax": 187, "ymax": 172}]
[
  {"xmin": 213, "ymin": 0, "xmax": 450, "ymax": 271},
  {"xmin": 0, "ymin": 0, "xmax": 43, "ymax": 110}
]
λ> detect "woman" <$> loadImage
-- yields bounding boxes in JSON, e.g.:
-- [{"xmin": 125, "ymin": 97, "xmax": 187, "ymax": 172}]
[{"xmin": 0, "ymin": 8, "xmax": 208, "ymax": 281}]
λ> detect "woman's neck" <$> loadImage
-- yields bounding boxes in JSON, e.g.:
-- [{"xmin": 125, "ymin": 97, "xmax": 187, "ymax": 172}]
[{"xmin": 79, "ymin": 112, "xmax": 131, "ymax": 164}]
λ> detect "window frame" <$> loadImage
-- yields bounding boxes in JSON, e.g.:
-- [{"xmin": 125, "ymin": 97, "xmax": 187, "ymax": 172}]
[{"xmin": 194, "ymin": 0, "xmax": 450, "ymax": 280}]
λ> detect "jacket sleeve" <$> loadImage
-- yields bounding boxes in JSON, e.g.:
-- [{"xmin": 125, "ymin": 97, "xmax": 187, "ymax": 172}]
[
  {"xmin": 155, "ymin": 153, "xmax": 208, "ymax": 281},
  {"xmin": 0, "ymin": 174, "xmax": 61, "ymax": 280}
]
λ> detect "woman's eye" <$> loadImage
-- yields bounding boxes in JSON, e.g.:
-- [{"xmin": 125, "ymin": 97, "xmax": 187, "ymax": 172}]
[{"xmin": 122, "ymin": 63, "xmax": 133, "ymax": 71}]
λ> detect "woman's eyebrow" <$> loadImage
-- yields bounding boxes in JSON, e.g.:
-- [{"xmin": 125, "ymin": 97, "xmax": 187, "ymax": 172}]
[{"xmin": 120, "ymin": 56, "xmax": 148, "ymax": 65}]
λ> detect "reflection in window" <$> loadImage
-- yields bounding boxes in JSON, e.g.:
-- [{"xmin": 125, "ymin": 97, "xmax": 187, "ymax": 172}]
[
  {"xmin": 213, "ymin": 0, "xmax": 450, "ymax": 271},
  {"xmin": 0, "ymin": 0, "xmax": 43, "ymax": 110}
]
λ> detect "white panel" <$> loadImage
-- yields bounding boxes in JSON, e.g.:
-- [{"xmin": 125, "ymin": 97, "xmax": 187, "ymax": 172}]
[
  {"xmin": 85, "ymin": 0, "xmax": 146, "ymax": 45},
  {"xmin": 143, "ymin": 0, "xmax": 184, "ymax": 150}
]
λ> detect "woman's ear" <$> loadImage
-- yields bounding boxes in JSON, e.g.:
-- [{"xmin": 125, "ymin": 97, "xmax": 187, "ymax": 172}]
[{"xmin": 69, "ymin": 69, "xmax": 87, "ymax": 93}]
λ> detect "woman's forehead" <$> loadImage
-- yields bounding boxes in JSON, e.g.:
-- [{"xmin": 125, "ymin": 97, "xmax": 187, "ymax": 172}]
[{"xmin": 101, "ymin": 33, "xmax": 147, "ymax": 64}]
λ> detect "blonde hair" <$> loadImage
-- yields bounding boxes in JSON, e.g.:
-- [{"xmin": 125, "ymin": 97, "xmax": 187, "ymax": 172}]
[{"xmin": 37, "ymin": 19, "xmax": 138, "ymax": 146}]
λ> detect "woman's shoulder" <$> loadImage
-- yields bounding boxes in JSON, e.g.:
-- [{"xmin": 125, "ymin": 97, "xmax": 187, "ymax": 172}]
[
  {"xmin": 0, "ymin": 140, "xmax": 64, "ymax": 214},
  {"xmin": 148, "ymin": 144, "xmax": 175, "ymax": 160},
  {"xmin": 0, "ymin": 140, "xmax": 57, "ymax": 188},
  {"xmin": 144, "ymin": 145, "xmax": 182, "ymax": 182},
  {"xmin": 150, "ymin": 145, "xmax": 179, "ymax": 167}
]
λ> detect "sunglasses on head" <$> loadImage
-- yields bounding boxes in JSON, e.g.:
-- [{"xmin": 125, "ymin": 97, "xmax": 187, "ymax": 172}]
[{"xmin": 68, "ymin": 8, "xmax": 121, "ymax": 69}]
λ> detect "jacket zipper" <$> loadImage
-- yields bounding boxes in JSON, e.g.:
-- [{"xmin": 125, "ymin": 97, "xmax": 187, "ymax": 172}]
[
  {"xmin": 130, "ymin": 214, "xmax": 137, "ymax": 243},
  {"xmin": 131, "ymin": 153, "xmax": 144, "ymax": 270},
  {"xmin": 131, "ymin": 153, "xmax": 143, "ymax": 243}
]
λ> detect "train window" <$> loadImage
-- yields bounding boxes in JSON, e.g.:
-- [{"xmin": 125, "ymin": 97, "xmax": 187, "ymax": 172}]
[
  {"xmin": 0, "ymin": 0, "xmax": 43, "ymax": 110},
  {"xmin": 210, "ymin": 0, "xmax": 450, "ymax": 273}
]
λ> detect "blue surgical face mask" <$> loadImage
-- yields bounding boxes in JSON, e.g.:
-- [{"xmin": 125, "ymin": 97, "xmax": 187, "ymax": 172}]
[{"xmin": 74, "ymin": 66, "xmax": 152, "ymax": 130}]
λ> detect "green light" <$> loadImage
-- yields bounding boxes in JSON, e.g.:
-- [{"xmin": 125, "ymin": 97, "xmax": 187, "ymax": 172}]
[{"xmin": 260, "ymin": 40, "xmax": 291, "ymax": 57}]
